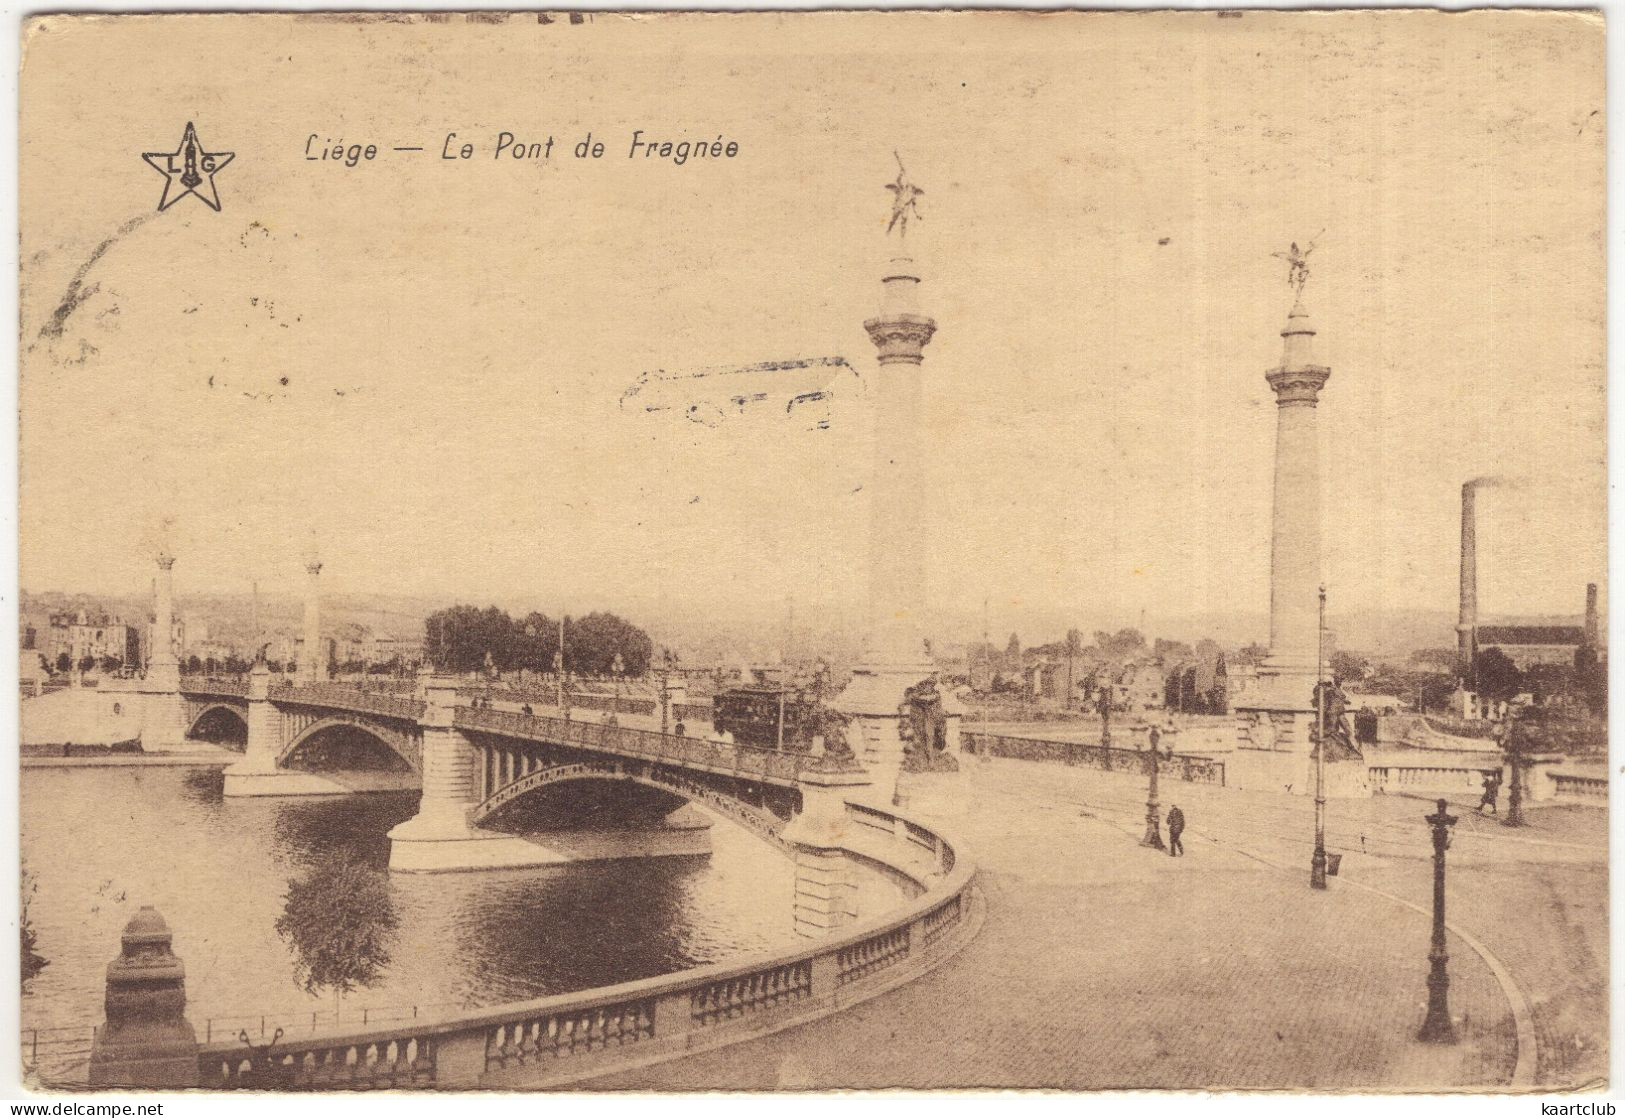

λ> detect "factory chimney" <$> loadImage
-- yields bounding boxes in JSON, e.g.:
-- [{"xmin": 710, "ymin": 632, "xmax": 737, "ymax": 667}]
[
  {"xmin": 1584, "ymin": 583, "xmax": 1599, "ymax": 649},
  {"xmin": 1457, "ymin": 482, "xmax": 1477, "ymax": 676}
]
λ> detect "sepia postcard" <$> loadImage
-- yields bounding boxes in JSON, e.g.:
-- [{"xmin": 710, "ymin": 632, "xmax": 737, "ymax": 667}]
[{"xmin": 13, "ymin": 7, "xmax": 1608, "ymax": 1100}]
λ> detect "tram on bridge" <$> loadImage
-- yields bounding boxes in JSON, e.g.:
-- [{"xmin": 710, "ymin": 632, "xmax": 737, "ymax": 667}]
[{"xmin": 710, "ymin": 685, "xmax": 820, "ymax": 752}]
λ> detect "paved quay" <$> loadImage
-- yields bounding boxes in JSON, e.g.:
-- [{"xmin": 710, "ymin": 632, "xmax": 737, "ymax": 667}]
[{"xmin": 592, "ymin": 755, "xmax": 1605, "ymax": 1092}]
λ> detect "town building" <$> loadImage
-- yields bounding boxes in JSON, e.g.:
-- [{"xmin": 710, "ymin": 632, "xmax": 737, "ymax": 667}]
[{"xmin": 45, "ymin": 610, "xmax": 141, "ymax": 669}]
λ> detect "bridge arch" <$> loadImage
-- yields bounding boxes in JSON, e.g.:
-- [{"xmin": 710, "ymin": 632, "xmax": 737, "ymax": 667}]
[
  {"xmin": 471, "ymin": 760, "xmax": 796, "ymax": 857},
  {"xmin": 185, "ymin": 703, "xmax": 248, "ymax": 747},
  {"xmin": 277, "ymin": 714, "xmax": 421, "ymax": 775}
]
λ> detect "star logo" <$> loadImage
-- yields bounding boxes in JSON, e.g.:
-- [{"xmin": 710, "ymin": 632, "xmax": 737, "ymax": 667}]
[{"xmin": 143, "ymin": 122, "xmax": 234, "ymax": 212}]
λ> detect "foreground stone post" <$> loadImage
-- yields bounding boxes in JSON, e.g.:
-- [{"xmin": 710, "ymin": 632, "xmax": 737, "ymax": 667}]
[{"xmin": 88, "ymin": 907, "xmax": 199, "ymax": 1088}]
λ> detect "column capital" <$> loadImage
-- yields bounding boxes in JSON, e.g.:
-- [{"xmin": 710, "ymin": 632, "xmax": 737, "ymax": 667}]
[
  {"xmin": 865, "ymin": 314, "xmax": 936, "ymax": 364},
  {"xmin": 1265, "ymin": 365, "xmax": 1331, "ymax": 406}
]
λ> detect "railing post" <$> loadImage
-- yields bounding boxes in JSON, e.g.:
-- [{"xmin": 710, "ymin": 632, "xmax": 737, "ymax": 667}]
[
  {"xmin": 432, "ymin": 1028, "xmax": 488, "ymax": 1089},
  {"xmin": 653, "ymin": 990, "xmax": 695, "ymax": 1049}
]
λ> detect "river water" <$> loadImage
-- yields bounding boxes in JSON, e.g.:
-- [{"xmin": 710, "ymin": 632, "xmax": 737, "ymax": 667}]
[{"xmin": 21, "ymin": 766, "xmax": 900, "ymax": 1044}]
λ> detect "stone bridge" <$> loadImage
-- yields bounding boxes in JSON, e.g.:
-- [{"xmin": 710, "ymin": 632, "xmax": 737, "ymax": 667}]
[{"xmin": 169, "ymin": 666, "xmax": 881, "ymax": 933}]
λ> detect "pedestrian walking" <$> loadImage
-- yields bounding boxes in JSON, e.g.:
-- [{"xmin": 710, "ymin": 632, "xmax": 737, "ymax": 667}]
[
  {"xmin": 1477, "ymin": 770, "xmax": 1501, "ymax": 815},
  {"xmin": 1166, "ymin": 804, "xmax": 1185, "ymax": 857}
]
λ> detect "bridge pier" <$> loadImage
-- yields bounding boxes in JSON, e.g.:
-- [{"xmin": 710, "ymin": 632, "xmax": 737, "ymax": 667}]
[
  {"xmin": 224, "ymin": 662, "xmax": 339, "ymax": 796},
  {"xmin": 223, "ymin": 663, "xmax": 410, "ymax": 797},
  {"xmin": 388, "ymin": 677, "xmax": 713, "ymax": 872}
]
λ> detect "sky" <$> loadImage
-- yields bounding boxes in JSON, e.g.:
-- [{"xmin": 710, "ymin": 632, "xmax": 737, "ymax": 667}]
[{"xmin": 17, "ymin": 11, "xmax": 1606, "ymax": 640}]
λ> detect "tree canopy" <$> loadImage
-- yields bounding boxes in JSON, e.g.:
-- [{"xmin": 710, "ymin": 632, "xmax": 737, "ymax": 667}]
[
  {"xmin": 1474, "ymin": 648, "xmax": 1525, "ymax": 703},
  {"xmin": 423, "ymin": 605, "xmax": 653, "ymax": 676},
  {"xmin": 275, "ymin": 857, "xmax": 398, "ymax": 1002}
]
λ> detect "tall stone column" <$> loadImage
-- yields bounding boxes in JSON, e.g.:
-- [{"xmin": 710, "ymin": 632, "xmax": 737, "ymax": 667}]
[
  {"xmin": 301, "ymin": 559, "xmax": 323, "ymax": 683},
  {"xmin": 1263, "ymin": 303, "xmax": 1330, "ymax": 677},
  {"xmin": 1233, "ymin": 289, "xmax": 1332, "ymax": 794},
  {"xmin": 833, "ymin": 160, "xmax": 938, "ymax": 805},
  {"xmin": 149, "ymin": 553, "xmax": 178, "ymax": 680},
  {"xmin": 138, "ymin": 553, "xmax": 185, "ymax": 752},
  {"xmin": 1457, "ymin": 482, "xmax": 1478, "ymax": 673}
]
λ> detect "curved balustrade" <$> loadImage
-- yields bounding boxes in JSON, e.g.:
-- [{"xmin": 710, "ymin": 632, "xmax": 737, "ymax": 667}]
[
  {"xmin": 197, "ymin": 800, "xmax": 978, "ymax": 1090},
  {"xmin": 268, "ymin": 682, "xmax": 426, "ymax": 723},
  {"xmin": 454, "ymin": 705, "xmax": 859, "ymax": 788}
]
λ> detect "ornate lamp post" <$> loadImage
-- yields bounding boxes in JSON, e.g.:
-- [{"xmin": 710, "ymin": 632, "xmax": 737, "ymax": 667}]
[
  {"xmin": 658, "ymin": 648, "xmax": 678, "ymax": 735},
  {"xmin": 1499, "ymin": 716, "xmax": 1527, "ymax": 828},
  {"xmin": 1311, "ymin": 585, "xmax": 1329, "ymax": 891},
  {"xmin": 556, "ymin": 616, "xmax": 569, "ymax": 719},
  {"xmin": 1418, "ymin": 797, "xmax": 1459, "ymax": 1043},
  {"xmin": 1140, "ymin": 725, "xmax": 1165, "ymax": 850}
]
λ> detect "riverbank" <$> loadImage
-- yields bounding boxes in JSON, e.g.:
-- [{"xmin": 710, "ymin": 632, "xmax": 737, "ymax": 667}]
[{"xmin": 21, "ymin": 749, "xmax": 239, "ymax": 769}]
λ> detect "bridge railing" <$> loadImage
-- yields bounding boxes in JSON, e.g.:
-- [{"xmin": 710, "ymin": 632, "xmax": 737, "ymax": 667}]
[
  {"xmin": 196, "ymin": 799, "xmax": 976, "ymax": 1091},
  {"xmin": 453, "ymin": 705, "xmax": 845, "ymax": 786},
  {"xmin": 458, "ymin": 684, "xmax": 659, "ymax": 718},
  {"xmin": 962, "ymin": 730, "xmax": 1227, "ymax": 787},
  {"xmin": 268, "ymin": 683, "xmax": 427, "ymax": 722},
  {"xmin": 178, "ymin": 675, "xmax": 250, "ymax": 699}
]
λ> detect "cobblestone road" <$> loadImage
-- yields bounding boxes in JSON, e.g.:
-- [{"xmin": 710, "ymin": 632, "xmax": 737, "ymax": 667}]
[{"xmin": 591, "ymin": 755, "xmax": 1603, "ymax": 1091}]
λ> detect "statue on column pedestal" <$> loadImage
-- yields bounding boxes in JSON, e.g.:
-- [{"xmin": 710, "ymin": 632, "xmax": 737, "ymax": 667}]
[{"xmin": 884, "ymin": 151, "xmax": 924, "ymax": 238}]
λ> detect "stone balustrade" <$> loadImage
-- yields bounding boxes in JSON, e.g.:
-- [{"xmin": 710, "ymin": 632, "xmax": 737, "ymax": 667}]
[
  {"xmin": 194, "ymin": 799, "xmax": 976, "ymax": 1090},
  {"xmin": 1549, "ymin": 771, "xmax": 1607, "ymax": 802}
]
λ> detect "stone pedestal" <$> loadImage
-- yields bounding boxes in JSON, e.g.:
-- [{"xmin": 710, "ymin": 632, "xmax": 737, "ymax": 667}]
[
  {"xmin": 135, "ymin": 662, "xmax": 188, "ymax": 754},
  {"xmin": 834, "ymin": 660, "xmax": 934, "ymax": 806},
  {"xmin": 88, "ymin": 907, "xmax": 199, "ymax": 1089},
  {"xmin": 781, "ymin": 768, "xmax": 873, "ymax": 936}
]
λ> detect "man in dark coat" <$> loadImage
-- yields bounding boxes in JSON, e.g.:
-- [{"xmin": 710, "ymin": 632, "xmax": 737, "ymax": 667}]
[{"xmin": 1166, "ymin": 805, "xmax": 1186, "ymax": 857}]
